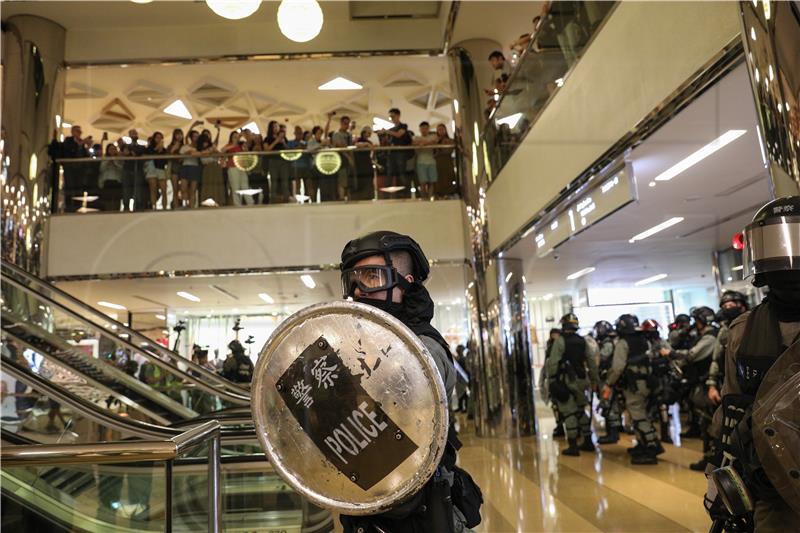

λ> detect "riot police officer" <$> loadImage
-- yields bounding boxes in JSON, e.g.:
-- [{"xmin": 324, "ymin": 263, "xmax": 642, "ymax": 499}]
[
  {"xmin": 706, "ymin": 290, "xmax": 749, "ymax": 406},
  {"xmin": 545, "ymin": 313, "xmax": 599, "ymax": 456},
  {"xmin": 542, "ymin": 328, "xmax": 565, "ymax": 437},
  {"xmin": 668, "ymin": 313, "xmax": 693, "ymax": 349},
  {"xmin": 661, "ymin": 306, "xmax": 717, "ymax": 470},
  {"xmin": 706, "ymin": 196, "xmax": 800, "ymax": 532},
  {"xmin": 338, "ymin": 230, "xmax": 476, "ymax": 533},
  {"xmin": 594, "ymin": 320, "xmax": 622, "ymax": 444},
  {"xmin": 642, "ymin": 319, "xmax": 678, "ymax": 444},
  {"xmin": 603, "ymin": 314, "xmax": 662, "ymax": 464}
]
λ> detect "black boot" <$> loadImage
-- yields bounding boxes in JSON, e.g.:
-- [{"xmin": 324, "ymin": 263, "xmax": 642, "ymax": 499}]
[
  {"xmin": 630, "ymin": 447, "xmax": 658, "ymax": 465},
  {"xmin": 553, "ymin": 424, "xmax": 565, "ymax": 438},
  {"xmin": 562, "ymin": 438, "xmax": 580, "ymax": 456},
  {"xmin": 660, "ymin": 422, "xmax": 673, "ymax": 444},
  {"xmin": 579, "ymin": 436, "xmax": 595, "ymax": 452},
  {"xmin": 626, "ymin": 442, "xmax": 644, "ymax": 455},
  {"xmin": 597, "ymin": 427, "xmax": 619, "ymax": 444},
  {"xmin": 690, "ymin": 458, "xmax": 708, "ymax": 471}
]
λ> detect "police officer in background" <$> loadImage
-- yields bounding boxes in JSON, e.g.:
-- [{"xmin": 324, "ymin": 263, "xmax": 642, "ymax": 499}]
[
  {"xmin": 542, "ymin": 328, "xmax": 565, "ymax": 437},
  {"xmin": 594, "ymin": 320, "xmax": 622, "ymax": 444},
  {"xmin": 706, "ymin": 290, "xmax": 749, "ymax": 406},
  {"xmin": 546, "ymin": 313, "xmax": 599, "ymax": 456},
  {"xmin": 221, "ymin": 340, "xmax": 254, "ymax": 384},
  {"xmin": 642, "ymin": 319, "xmax": 677, "ymax": 444},
  {"xmin": 339, "ymin": 230, "xmax": 479, "ymax": 533},
  {"xmin": 668, "ymin": 313, "xmax": 693, "ymax": 349},
  {"xmin": 660, "ymin": 306, "xmax": 717, "ymax": 470},
  {"xmin": 706, "ymin": 196, "xmax": 800, "ymax": 532},
  {"xmin": 603, "ymin": 314, "xmax": 663, "ymax": 464}
]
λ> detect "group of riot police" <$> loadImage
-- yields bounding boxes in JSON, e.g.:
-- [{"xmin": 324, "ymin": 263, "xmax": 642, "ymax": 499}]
[
  {"xmin": 543, "ymin": 298, "xmax": 746, "ymax": 466},
  {"xmin": 543, "ymin": 196, "xmax": 799, "ymax": 532}
]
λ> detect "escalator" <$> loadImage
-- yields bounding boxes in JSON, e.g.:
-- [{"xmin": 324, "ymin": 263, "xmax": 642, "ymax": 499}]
[
  {"xmin": 1, "ymin": 260, "xmax": 251, "ymax": 403},
  {"xmin": 0, "ymin": 353, "xmax": 333, "ymax": 532},
  {"xmin": 1, "ymin": 262, "xmax": 252, "ymax": 424}
]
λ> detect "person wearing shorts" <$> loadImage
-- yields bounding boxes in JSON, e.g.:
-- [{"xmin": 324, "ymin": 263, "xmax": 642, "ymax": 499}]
[
  {"xmin": 413, "ymin": 121, "xmax": 438, "ymax": 199},
  {"xmin": 179, "ymin": 130, "xmax": 202, "ymax": 208},
  {"xmin": 145, "ymin": 131, "xmax": 169, "ymax": 210}
]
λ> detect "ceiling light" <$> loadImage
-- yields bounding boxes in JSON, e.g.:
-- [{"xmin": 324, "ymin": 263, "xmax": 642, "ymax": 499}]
[
  {"xmin": 373, "ymin": 117, "xmax": 394, "ymax": 130},
  {"xmin": 242, "ymin": 121, "xmax": 260, "ymax": 134},
  {"xmin": 206, "ymin": 0, "xmax": 261, "ymax": 20},
  {"xmin": 731, "ymin": 265, "xmax": 744, "ymax": 271},
  {"xmin": 635, "ymin": 273, "xmax": 668, "ymax": 286},
  {"xmin": 543, "ymin": 293, "xmax": 554, "ymax": 301},
  {"xmin": 495, "ymin": 112, "xmax": 522, "ymax": 129},
  {"xmin": 301, "ymin": 274, "xmax": 316, "ymax": 289},
  {"xmin": 278, "ymin": 0, "xmax": 323, "ymax": 42},
  {"xmin": 566, "ymin": 267, "xmax": 595, "ymax": 280},
  {"xmin": 131, "ymin": 0, "xmax": 154, "ymax": 3},
  {"xmin": 318, "ymin": 77, "xmax": 362, "ymax": 90},
  {"xmin": 654, "ymin": 130, "xmax": 746, "ymax": 182},
  {"xmin": 259, "ymin": 292, "xmax": 275, "ymax": 304},
  {"xmin": 177, "ymin": 291, "xmax": 201, "ymax": 302},
  {"xmin": 504, "ymin": 272, "xmax": 513, "ymax": 283},
  {"xmin": 629, "ymin": 217, "xmax": 684, "ymax": 242},
  {"xmin": 61, "ymin": 122, "xmax": 72, "ymax": 129},
  {"xmin": 164, "ymin": 99, "xmax": 192, "ymax": 120},
  {"xmin": 648, "ymin": 181, "xmax": 656, "ymax": 188},
  {"xmin": 155, "ymin": 314, "xmax": 166, "ymax": 320},
  {"xmin": 98, "ymin": 301, "xmax": 126, "ymax": 310}
]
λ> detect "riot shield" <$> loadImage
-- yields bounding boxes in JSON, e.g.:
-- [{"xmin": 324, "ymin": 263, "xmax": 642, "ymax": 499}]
[{"xmin": 251, "ymin": 300, "xmax": 449, "ymax": 515}]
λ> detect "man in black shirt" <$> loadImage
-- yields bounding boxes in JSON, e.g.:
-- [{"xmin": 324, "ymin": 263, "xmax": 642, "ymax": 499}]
[
  {"xmin": 380, "ymin": 108, "xmax": 411, "ymax": 195},
  {"xmin": 61, "ymin": 125, "xmax": 91, "ymax": 212},
  {"xmin": 121, "ymin": 129, "xmax": 146, "ymax": 210}
]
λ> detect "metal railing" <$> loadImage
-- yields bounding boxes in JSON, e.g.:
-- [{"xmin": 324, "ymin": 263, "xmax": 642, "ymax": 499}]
[
  {"xmin": 2, "ymin": 420, "xmax": 223, "ymax": 533},
  {"xmin": 482, "ymin": 1, "xmax": 616, "ymax": 182},
  {"xmin": 51, "ymin": 143, "xmax": 461, "ymax": 213},
  {"xmin": 2, "ymin": 260, "xmax": 252, "ymax": 404}
]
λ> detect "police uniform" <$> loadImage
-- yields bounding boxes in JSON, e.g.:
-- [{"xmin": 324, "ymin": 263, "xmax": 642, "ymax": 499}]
[
  {"xmin": 705, "ymin": 196, "xmax": 800, "ymax": 532},
  {"xmin": 596, "ymin": 335, "xmax": 624, "ymax": 443},
  {"xmin": 546, "ymin": 324, "xmax": 599, "ymax": 455},
  {"xmin": 606, "ymin": 323, "xmax": 661, "ymax": 464}
]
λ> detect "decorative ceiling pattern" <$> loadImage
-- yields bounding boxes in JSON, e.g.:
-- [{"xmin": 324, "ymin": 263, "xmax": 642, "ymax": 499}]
[{"xmin": 64, "ymin": 55, "xmax": 452, "ymax": 139}]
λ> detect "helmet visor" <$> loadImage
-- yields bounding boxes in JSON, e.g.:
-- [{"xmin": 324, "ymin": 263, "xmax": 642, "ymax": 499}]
[
  {"xmin": 341, "ymin": 265, "xmax": 398, "ymax": 297},
  {"xmin": 742, "ymin": 216, "xmax": 800, "ymax": 279}
]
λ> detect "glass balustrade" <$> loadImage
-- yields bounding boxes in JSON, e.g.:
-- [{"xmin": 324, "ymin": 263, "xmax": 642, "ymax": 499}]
[
  {"xmin": 52, "ymin": 144, "xmax": 461, "ymax": 214},
  {"xmin": 483, "ymin": 1, "xmax": 615, "ymax": 181}
]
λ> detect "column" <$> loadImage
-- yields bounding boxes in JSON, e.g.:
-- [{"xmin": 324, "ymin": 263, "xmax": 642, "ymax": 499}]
[
  {"xmin": 449, "ymin": 43, "xmax": 537, "ymax": 437},
  {"xmin": 739, "ymin": 1, "xmax": 800, "ymax": 196},
  {"xmin": 1, "ymin": 15, "xmax": 67, "ymax": 274}
]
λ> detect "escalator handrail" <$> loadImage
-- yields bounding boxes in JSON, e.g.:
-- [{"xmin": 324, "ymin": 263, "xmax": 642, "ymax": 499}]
[
  {"xmin": 1, "ymin": 353, "xmax": 258, "ymax": 443},
  {"xmin": 1, "ymin": 260, "xmax": 251, "ymax": 399},
  {"xmin": 1, "ymin": 419, "xmax": 221, "ymax": 466},
  {"xmin": 1, "ymin": 271, "xmax": 251, "ymax": 406},
  {"xmin": 3, "ymin": 316, "xmax": 194, "ymax": 422}
]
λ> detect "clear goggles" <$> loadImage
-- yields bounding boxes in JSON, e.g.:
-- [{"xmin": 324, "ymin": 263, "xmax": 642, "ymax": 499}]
[{"xmin": 341, "ymin": 265, "xmax": 400, "ymax": 297}]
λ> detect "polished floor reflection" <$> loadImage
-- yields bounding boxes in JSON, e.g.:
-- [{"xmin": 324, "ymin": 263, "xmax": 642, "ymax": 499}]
[{"xmin": 461, "ymin": 402, "xmax": 710, "ymax": 533}]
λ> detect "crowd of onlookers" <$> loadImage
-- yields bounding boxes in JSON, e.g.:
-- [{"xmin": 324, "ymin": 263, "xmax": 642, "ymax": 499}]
[{"xmin": 50, "ymin": 107, "xmax": 458, "ymax": 212}]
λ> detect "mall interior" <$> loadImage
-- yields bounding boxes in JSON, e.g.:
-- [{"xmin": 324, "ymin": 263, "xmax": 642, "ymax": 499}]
[{"xmin": 1, "ymin": 1, "xmax": 799, "ymax": 532}]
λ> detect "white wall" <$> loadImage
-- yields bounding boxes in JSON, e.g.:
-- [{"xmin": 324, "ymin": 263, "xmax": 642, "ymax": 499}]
[
  {"xmin": 45, "ymin": 200, "xmax": 467, "ymax": 278},
  {"xmin": 486, "ymin": 1, "xmax": 741, "ymax": 251}
]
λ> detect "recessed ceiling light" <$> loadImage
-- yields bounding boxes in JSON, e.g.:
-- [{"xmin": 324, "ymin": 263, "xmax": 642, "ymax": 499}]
[
  {"xmin": 176, "ymin": 291, "xmax": 200, "ymax": 302},
  {"xmin": 654, "ymin": 130, "xmax": 746, "ymax": 182},
  {"xmin": 259, "ymin": 292, "xmax": 275, "ymax": 304},
  {"xmin": 318, "ymin": 77, "xmax": 362, "ymax": 90},
  {"xmin": 731, "ymin": 265, "xmax": 744, "ymax": 271},
  {"xmin": 164, "ymin": 99, "xmax": 192, "ymax": 120},
  {"xmin": 301, "ymin": 274, "xmax": 316, "ymax": 289},
  {"xmin": 495, "ymin": 112, "xmax": 522, "ymax": 129},
  {"xmin": 635, "ymin": 273, "xmax": 668, "ymax": 286},
  {"xmin": 242, "ymin": 121, "xmax": 260, "ymax": 134},
  {"xmin": 566, "ymin": 267, "xmax": 595, "ymax": 280},
  {"xmin": 155, "ymin": 314, "xmax": 166, "ymax": 320},
  {"xmin": 629, "ymin": 217, "xmax": 684, "ymax": 242},
  {"xmin": 98, "ymin": 301, "xmax": 126, "ymax": 310},
  {"xmin": 373, "ymin": 117, "xmax": 394, "ymax": 130}
]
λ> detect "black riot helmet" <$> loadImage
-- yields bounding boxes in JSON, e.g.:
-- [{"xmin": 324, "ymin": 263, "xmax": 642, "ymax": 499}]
[
  {"xmin": 340, "ymin": 231, "xmax": 430, "ymax": 299},
  {"xmin": 691, "ymin": 306, "xmax": 717, "ymax": 328},
  {"xmin": 593, "ymin": 320, "xmax": 613, "ymax": 340},
  {"xmin": 742, "ymin": 196, "xmax": 800, "ymax": 287},
  {"xmin": 669, "ymin": 313, "xmax": 691, "ymax": 331},
  {"xmin": 720, "ymin": 290, "xmax": 748, "ymax": 308},
  {"xmin": 615, "ymin": 314, "xmax": 640, "ymax": 335},
  {"xmin": 560, "ymin": 313, "xmax": 579, "ymax": 332}
]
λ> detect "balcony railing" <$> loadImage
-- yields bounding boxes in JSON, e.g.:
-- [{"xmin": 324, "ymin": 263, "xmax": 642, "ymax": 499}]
[
  {"xmin": 52, "ymin": 144, "xmax": 460, "ymax": 214},
  {"xmin": 483, "ymin": 1, "xmax": 615, "ymax": 182}
]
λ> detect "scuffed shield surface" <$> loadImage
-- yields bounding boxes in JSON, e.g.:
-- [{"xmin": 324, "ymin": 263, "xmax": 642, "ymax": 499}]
[{"xmin": 251, "ymin": 300, "xmax": 448, "ymax": 514}]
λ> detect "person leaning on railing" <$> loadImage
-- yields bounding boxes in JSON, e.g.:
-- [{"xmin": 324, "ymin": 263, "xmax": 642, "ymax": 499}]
[{"xmin": 98, "ymin": 143, "xmax": 124, "ymax": 211}]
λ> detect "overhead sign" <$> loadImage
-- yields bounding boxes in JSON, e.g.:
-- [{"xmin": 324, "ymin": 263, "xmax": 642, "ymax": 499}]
[{"xmin": 533, "ymin": 163, "xmax": 635, "ymax": 257}]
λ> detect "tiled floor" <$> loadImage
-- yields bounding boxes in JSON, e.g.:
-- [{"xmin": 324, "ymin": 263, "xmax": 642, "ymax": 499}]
[{"xmin": 460, "ymin": 404, "xmax": 710, "ymax": 533}]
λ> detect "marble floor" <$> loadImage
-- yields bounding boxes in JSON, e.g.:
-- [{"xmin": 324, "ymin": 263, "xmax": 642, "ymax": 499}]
[{"xmin": 460, "ymin": 405, "xmax": 710, "ymax": 533}]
